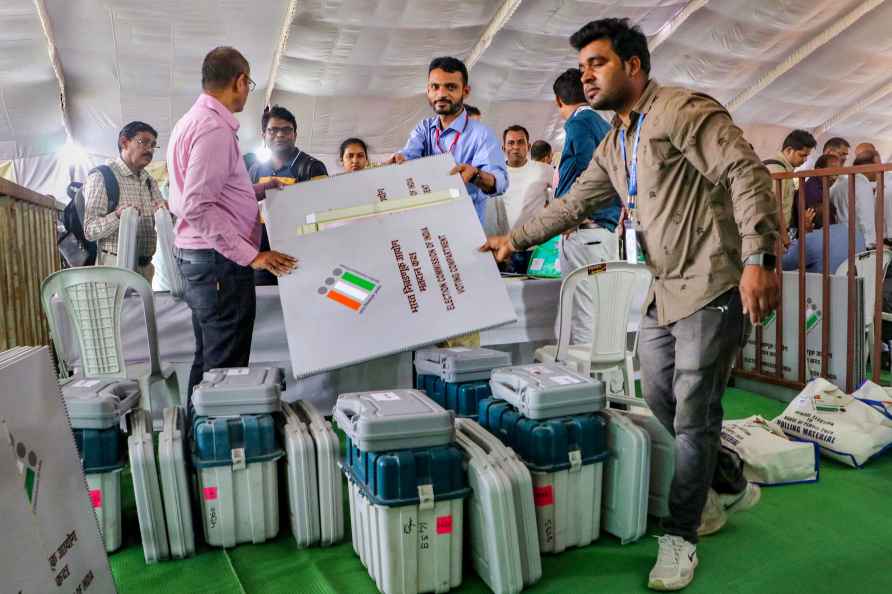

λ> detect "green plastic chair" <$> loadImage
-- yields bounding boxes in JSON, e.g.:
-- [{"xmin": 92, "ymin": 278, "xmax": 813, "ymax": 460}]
[{"xmin": 41, "ymin": 266, "xmax": 179, "ymax": 427}]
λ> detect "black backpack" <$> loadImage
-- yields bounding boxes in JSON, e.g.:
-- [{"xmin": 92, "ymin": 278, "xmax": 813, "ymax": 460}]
[{"xmin": 58, "ymin": 165, "xmax": 119, "ymax": 267}]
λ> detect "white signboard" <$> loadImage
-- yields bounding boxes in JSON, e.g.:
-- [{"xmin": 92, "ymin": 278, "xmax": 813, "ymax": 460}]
[
  {"xmin": 740, "ymin": 271, "xmax": 865, "ymax": 387},
  {"xmin": 264, "ymin": 156, "xmax": 516, "ymax": 377},
  {"xmin": 0, "ymin": 347, "xmax": 116, "ymax": 594},
  {"xmin": 263, "ymin": 153, "xmax": 462, "ymax": 245}
]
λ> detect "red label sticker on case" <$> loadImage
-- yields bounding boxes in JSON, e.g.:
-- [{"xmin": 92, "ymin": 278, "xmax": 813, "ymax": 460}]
[
  {"xmin": 89, "ymin": 489, "xmax": 102, "ymax": 508},
  {"xmin": 203, "ymin": 486, "xmax": 218, "ymax": 501},
  {"xmin": 534, "ymin": 485, "xmax": 554, "ymax": 507},
  {"xmin": 436, "ymin": 515, "xmax": 453, "ymax": 534}
]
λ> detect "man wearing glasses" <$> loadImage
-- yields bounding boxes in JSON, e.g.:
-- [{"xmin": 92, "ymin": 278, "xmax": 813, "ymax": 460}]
[
  {"xmin": 168, "ymin": 46, "xmax": 297, "ymax": 398},
  {"xmin": 83, "ymin": 120, "xmax": 166, "ymax": 281},
  {"xmin": 249, "ymin": 104, "xmax": 327, "ymax": 285}
]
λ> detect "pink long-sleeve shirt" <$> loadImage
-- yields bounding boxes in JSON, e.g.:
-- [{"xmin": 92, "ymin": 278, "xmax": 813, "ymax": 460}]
[{"xmin": 167, "ymin": 94, "xmax": 260, "ymax": 266}]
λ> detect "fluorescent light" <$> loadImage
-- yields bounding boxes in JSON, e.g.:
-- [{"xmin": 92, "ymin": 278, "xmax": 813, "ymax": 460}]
[
  {"xmin": 256, "ymin": 145, "xmax": 272, "ymax": 163},
  {"xmin": 58, "ymin": 138, "xmax": 89, "ymax": 170}
]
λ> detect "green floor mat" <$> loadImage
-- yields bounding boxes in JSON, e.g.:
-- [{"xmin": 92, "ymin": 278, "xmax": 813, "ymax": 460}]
[{"xmin": 110, "ymin": 388, "xmax": 892, "ymax": 594}]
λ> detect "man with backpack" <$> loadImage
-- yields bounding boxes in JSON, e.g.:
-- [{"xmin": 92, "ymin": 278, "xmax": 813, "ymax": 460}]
[
  {"xmin": 82, "ymin": 121, "xmax": 166, "ymax": 281},
  {"xmin": 249, "ymin": 104, "xmax": 328, "ymax": 285}
]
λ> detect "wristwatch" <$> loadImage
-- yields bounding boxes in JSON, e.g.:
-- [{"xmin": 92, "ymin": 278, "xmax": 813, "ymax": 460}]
[
  {"xmin": 743, "ymin": 253, "xmax": 777, "ymax": 271},
  {"xmin": 468, "ymin": 167, "xmax": 481, "ymax": 186}
]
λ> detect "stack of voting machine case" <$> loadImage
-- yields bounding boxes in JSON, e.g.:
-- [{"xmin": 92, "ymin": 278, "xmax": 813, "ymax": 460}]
[
  {"xmin": 479, "ymin": 363, "xmax": 609, "ymax": 553},
  {"xmin": 279, "ymin": 400, "xmax": 344, "ymax": 548},
  {"xmin": 453, "ymin": 418, "xmax": 541, "ymax": 594},
  {"xmin": 414, "ymin": 347, "xmax": 512, "ymax": 419},
  {"xmin": 63, "ymin": 377, "xmax": 139, "ymax": 553},
  {"xmin": 190, "ymin": 367, "xmax": 284, "ymax": 547},
  {"xmin": 336, "ymin": 390, "xmax": 468, "ymax": 594}
]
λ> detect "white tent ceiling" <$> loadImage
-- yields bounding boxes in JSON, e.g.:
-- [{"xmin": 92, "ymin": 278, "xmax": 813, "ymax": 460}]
[{"xmin": 4, "ymin": 0, "xmax": 892, "ymax": 197}]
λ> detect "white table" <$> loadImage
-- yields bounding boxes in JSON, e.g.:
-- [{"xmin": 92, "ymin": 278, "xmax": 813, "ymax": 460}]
[{"xmin": 57, "ymin": 279, "xmax": 562, "ymax": 412}]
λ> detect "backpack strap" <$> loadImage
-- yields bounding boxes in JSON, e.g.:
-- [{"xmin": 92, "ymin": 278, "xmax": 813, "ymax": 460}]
[{"xmin": 92, "ymin": 165, "xmax": 120, "ymax": 214}]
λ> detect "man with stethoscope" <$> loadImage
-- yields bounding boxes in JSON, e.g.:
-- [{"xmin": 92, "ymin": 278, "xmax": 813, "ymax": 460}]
[
  {"xmin": 389, "ymin": 56, "xmax": 508, "ymax": 225},
  {"xmin": 482, "ymin": 19, "xmax": 780, "ymax": 592}
]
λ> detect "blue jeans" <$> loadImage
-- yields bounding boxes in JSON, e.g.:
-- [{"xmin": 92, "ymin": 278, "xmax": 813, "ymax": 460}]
[
  {"xmin": 638, "ymin": 288, "xmax": 750, "ymax": 544},
  {"xmin": 176, "ymin": 249, "xmax": 256, "ymax": 402}
]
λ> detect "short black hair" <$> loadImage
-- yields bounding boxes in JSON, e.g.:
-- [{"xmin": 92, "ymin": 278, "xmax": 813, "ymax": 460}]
[
  {"xmin": 782, "ymin": 129, "xmax": 817, "ymax": 151},
  {"xmin": 531, "ymin": 140, "xmax": 552, "ymax": 162},
  {"xmin": 261, "ymin": 105, "xmax": 297, "ymax": 133},
  {"xmin": 823, "ymin": 137, "xmax": 850, "ymax": 153},
  {"xmin": 202, "ymin": 46, "xmax": 250, "ymax": 91},
  {"xmin": 814, "ymin": 154, "xmax": 840, "ymax": 169},
  {"xmin": 570, "ymin": 18, "xmax": 651, "ymax": 75},
  {"xmin": 465, "ymin": 105, "xmax": 481, "ymax": 117},
  {"xmin": 339, "ymin": 137, "xmax": 368, "ymax": 160},
  {"xmin": 429, "ymin": 56, "xmax": 469, "ymax": 85},
  {"xmin": 118, "ymin": 121, "xmax": 158, "ymax": 152},
  {"xmin": 854, "ymin": 150, "xmax": 879, "ymax": 166},
  {"xmin": 553, "ymin": 68, "xmax": 587, "ymax": 105},
  {"xmin": 502, "ymin": 125, "xmax": 530, "ymax": 144}
]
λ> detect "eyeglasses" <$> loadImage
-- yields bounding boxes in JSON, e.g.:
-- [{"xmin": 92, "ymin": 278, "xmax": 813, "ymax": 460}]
[
  {"xmin": 266, "ymin": 126, "xmax": 295, "ymax": 136},
  {"xmin": 134, "ymin": 138, "xmax": 159, "ymax": 151},
  {"xmin": 245, "ymin": 74, "xmax": 256, "ymax": 93}
]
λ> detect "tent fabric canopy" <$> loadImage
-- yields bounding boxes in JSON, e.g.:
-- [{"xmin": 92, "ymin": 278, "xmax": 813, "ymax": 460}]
[{"xmin": 4, "ymin": 0, "xmax": 892, "ymax": 197}]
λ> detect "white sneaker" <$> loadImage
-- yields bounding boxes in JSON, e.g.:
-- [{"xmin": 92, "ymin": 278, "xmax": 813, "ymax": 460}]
[
  {"xmin": 697, "ymin": 489, "xmax": 728, "ymax": 536},
  {"xmin": 648, "ymin": 535, "xmax": 698, "ymax": 591},
  {"xmin": 698, "ymin": 483, "xmax": 761, "ymax": 536},
  {"xmin": 721, "ymin": 482, "xmax": 761, "ymax": 514}
]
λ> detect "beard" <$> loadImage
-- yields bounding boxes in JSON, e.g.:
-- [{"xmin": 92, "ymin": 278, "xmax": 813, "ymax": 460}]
[
  {"xmin": 431, "ymin": 98, "xmax": 462, "ymax": 116},
  {"xmin": 587, "ymin": 81, "xmax": 631, "ymax": 112}
]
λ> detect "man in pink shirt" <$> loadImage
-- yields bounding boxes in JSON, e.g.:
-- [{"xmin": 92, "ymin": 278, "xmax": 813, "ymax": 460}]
[{"xmin": 167, "ymin": 46, "xmax": 296, "ymax": 397}]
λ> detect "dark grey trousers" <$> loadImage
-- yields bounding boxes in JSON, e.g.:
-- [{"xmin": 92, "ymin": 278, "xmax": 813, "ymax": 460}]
[{"xmin": 638, "ymin": 288, "xmax": 750, "ymax": 544}]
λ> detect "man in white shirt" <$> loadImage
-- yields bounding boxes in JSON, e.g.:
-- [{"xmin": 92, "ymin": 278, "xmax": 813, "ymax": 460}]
[
  {"xmin": 838, "ymin": 149, "xmax": 891, "ymax": 248},
  {"xmin": 496, "ymin": 125, "xmax": 552, "ymax": 272}
]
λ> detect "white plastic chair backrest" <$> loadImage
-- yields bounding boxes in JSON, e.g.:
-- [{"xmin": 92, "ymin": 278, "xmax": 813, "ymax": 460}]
[
  {"xmin": 834, "ymin": 248, "xmax": 892, "ymax": 327},
  {"xmin": 116, "ymin": 207, "xmax": 139, "ymax": 270},
  {"xmin": 40, "ymin": 266, "xmax": 162, "ymax": 380},
  {"xmin": 555, "ymin": 262, "xmax": 653, "ymax": 366}
]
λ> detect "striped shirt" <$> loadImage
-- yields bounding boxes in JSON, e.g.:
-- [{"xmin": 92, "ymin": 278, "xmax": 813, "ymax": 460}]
[{"xmin": 83, "ymin": 158, "xmax": 161, "ymax": 259}]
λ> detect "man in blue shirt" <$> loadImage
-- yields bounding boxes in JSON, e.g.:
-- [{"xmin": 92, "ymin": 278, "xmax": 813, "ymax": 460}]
[
  {"xmin": 390, "ymin": 57, "xmax": 508, "ymax": 224},
  {"xmin": 553, "ymin": 68, "xmax": 623, "ymax": 345},
  {"xmin": 782, "ymin": 223, "xmax": 865, "ymax": 273}
]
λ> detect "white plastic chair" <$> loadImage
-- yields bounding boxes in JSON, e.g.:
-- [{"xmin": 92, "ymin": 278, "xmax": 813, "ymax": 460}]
[
  {"xmin": 534, "ymin": 262, "xmax": 654, "ymax": 400},
  {"xmin": 834, "ymin": 248, "xmax": 892, "ymax": 369},
  {"xmin": 41, "ymin": 266, "xmax": 180, "ymax": 427}
]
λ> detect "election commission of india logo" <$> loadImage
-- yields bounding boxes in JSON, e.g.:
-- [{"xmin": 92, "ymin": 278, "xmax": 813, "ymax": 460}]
[
  {"xmin": 7, "ymin": 428, "xmax": 42, "ymax": 512},
  {"xmin": 319, "ymin": 266, "xmax": 381, "ymax": 313}
]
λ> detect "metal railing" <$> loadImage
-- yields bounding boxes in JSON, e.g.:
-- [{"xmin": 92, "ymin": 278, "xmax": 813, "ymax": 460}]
[
  {"xmin": 735, "ymin": 162, "xmax": 892, "ymax": 392},
  {"xmin": 0, "ymin": 178, "xmax": 62, "ymax": 349}
]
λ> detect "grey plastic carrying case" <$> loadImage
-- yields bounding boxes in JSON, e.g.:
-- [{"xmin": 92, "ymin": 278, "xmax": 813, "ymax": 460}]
[
  {"xmin": 601, "ymin": 409, "xmax": 651, "ymax": 544},
  {"xmin": 489, "ymin": 363, "xmax": 605, "ymax": 420},
  {"xmin": 281, "ymin": 400, "xmax": 344, "ymax": 548},
  {"xmin": 158, "ymin": 406, "xmax": 195, "ymax": 558},
  {"xmin": 63, "ymin": 378, "xmax": 140, "ymax": 429},
  {"xmin": 191, "ymin": 367, "xmax": 283, "ymax": 417},
  {"xmin": 335, "ymin": 390, "xmax": 454, "ymax": 452},
  {"xmin": 414, "ymin": 347, "xmax": 512, "ymax": 382},
  {"xmin": 127, "ymin": 408, "xmax": 170, "ymax": 563}
]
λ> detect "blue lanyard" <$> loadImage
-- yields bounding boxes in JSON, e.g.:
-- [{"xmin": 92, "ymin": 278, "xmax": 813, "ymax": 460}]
[{"xmin": 619, "ymin": 115, "xmax": 645, "ymax": 209}]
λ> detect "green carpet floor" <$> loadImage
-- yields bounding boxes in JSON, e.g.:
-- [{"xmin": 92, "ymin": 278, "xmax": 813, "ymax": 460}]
[{"xmin": 109, "ymin": 388, "xmax": 892, "ymax": 594}]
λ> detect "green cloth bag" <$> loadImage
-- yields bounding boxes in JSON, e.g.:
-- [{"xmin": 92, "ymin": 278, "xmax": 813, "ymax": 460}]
[{"xmin": 526, "ymin": 235, "xmax": 561, "ymax": 278}]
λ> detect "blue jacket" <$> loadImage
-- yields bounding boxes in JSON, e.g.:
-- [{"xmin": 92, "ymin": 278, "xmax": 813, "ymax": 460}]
[{"xmin": 556, "ymin": 107, "xmax": 621, "ymax": 230}]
